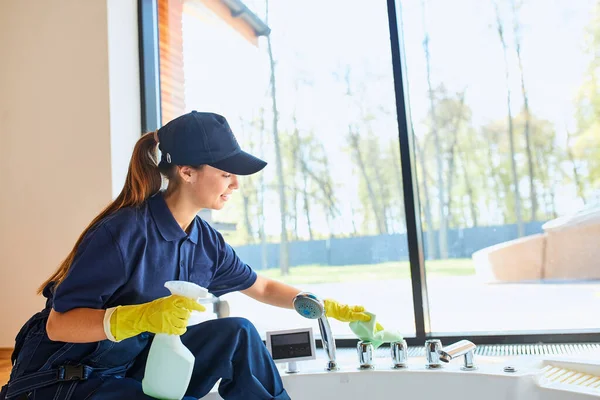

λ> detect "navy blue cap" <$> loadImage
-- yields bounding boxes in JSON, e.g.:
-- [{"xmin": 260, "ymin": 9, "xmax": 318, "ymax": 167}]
[{"xmin": 156, "ymin": 111, "xmax": 267, "ymax": 176}]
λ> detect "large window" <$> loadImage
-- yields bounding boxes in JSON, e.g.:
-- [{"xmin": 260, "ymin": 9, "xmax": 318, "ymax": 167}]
[
  {"xmin": 144, "ymin": 0, "xmax": 600, "ymax": 342},
  {"xmin": 401, "ymin": 0, "xmax": 600, "ymax": 334}
]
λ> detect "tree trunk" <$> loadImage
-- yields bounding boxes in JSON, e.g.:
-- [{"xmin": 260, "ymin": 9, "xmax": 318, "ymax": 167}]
[
  {"xmin": 348, "ymin": 129, "xmax": 387, "ymax": 234},
  {"xmin": 534, "ymin": 144, "xmax": 558, "ymax": 220},
  {"xmin": 258, "ymin": 109, "xmax": 268, "ymax": 270},
  {"xmin": 350, "ymin": 204, "xmax": 359, "ymax": 236},
  {"xmin": 485, "ymin": 141, "xmax": 505, "ymax": 221},
  {"xmin": 549, "ymin": 184, "xmax": 558, "ymax": 219},
  {"xmin": 292, "ymin": 195, "xmax": 298, "ymax": 240},
  {"xmin": 461, "ymin": 153, "xmax": 478, "ymax": 227},
  {"xmin": 511, "ymin": 0, "xmax": 537, "ymax": 222},
  {"xmin": 417, "ymin": 137, "xmax": 437, "ymax": 259},
  {"xmin": 242, "ymin": 193, "xmax": 254, "ymax": 243},
  {"xmin": 237, "ymin": 122, "xmax": 255, "ymax": 243},
  {"xmin": 459, "ymin": 124, "xmax": 479, "ymax": 227},
  {"xmin": 422, "ymin": 0, "xmax": 447, "ymax": 257},
  {"xmin": 446, "ymin": 135, "xmax": 458, "ymax": 227},
  {"xmin": 301, "ymin": 151, "xmax": 337, "ymax": 237},
  {"xmin": 302, "ymin": 171, "xmax": 313, "ymax": 240},
  {"xmin": 445, "ymin": 92, "xmax": 466, "ymax": 228},
  {"xmin": 291, "ymin": 120, "xmax": 301, "ymax": 241},
  {"xmin": 567, "ymin": 130, "xmax": 587, "ymax": 204},
  {"xmin": 343, "ymin": 69, "xmax": 386, "ymax": 235},
  {"xmin": 390, "ymin": 141, "xmax": 406, "ymax": 232},
  {"xmin": 494, "ymin": 1, "xmax": 524, "ymax": 236},
  {"xmin": 265, "ymin": 0, "xmax": 289, "ymax": 274},
  {"xmin": 369, "ymin": 138, "xmax": 390, "ymax": 234}
]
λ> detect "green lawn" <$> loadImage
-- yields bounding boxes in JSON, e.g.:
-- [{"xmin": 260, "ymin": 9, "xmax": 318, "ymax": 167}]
[{"xmin": 259, "ymin": 259, "xmax": 475, "ymax": 285}]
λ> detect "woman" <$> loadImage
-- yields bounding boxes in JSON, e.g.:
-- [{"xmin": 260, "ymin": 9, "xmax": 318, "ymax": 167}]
[{"xmin": 1, "ymin": 111, "xmax": 373, "ymax": 400}]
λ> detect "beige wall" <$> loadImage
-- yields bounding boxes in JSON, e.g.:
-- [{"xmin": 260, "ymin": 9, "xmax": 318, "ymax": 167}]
[{"xmin": 0, "ymin": 0, "xmax": 140, "ymax": 347}]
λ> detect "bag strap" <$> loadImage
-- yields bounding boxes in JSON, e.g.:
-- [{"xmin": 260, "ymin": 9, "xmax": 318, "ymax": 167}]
[{"xmin": 5, "ymin": 365, "xmax": 93, "ymax": 400}]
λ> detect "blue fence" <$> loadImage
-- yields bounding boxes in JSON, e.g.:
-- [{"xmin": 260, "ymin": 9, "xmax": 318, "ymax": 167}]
[{"xmin": 234, "ymin": 222, "xmax": 545, "ymax": 270}]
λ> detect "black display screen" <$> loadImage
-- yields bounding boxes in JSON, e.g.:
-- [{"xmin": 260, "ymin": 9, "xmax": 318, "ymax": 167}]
[{"xmin": 271, "ymin": 332, "xmax": 312, "ymax": 359}]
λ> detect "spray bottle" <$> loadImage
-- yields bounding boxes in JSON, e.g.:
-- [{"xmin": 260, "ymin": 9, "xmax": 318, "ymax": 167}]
[{"xmin": 142, "ymin": 280, "xmax": 208, "ymax": 400}]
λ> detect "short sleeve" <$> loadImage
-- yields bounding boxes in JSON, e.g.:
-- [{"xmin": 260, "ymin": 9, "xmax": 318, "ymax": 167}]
[
  {"xmin": 52, "ymin": 223, "xmax": 128, "ymax": 313},
  {"xmin": 207, "ymin": 231, "xmax": 257, "ymax": 297}
]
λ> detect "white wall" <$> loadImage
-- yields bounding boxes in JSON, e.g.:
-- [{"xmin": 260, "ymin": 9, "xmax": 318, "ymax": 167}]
[
  {"xmin": 0, "ymin": 0, "xmax": 141, "ymax": 347},
  {"xmin": 108, "ymin": 0, "xmax": 142, "ymax": 197}
]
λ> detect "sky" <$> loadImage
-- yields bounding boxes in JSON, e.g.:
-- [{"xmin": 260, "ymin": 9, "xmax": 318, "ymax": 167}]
[
  {"xmin": 401, "ymin": 0, "xmax": 594, "ymax": 133},
  {"xmin": 178, "ymin": 0, "xmax": 596, "ymax": 239}
]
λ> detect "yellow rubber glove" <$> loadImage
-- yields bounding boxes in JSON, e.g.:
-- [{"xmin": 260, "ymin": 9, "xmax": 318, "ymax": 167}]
[
  {"xmin": 324, "ymin": 299, "xmax": 371, "ymax": 323},
  {"xmin": 110, "ymin": 295, "xmax": 205, "ymax": 341}
]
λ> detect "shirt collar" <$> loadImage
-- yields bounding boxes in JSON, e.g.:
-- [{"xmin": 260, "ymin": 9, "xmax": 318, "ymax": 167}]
[
  {"xmin": 187, "ymin": 217, "xmax": 199, "ymax": 244},
  {"xmin": 148, "ymin": 193, "xmax": 198, "ymax": 244}
]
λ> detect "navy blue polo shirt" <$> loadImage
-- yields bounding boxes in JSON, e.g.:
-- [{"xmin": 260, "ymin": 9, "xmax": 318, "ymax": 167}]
[{"xmin": 53, "ymin": 193, "xmax": 257, "ymax": 312}]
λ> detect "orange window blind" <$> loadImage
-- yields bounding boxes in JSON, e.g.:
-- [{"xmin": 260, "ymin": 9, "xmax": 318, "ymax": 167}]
[{"xmin": 158, "ymin": 0, "xmax": 186, "ymax": 126}]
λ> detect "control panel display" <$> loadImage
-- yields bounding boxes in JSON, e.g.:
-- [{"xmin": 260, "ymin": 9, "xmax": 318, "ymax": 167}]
[
  {"xmin": 266, "ymin": 328, "xmax": 316, "ymax": 363},
  {"xmin": 271, "ymin": 332, "xmax": 311, "ymax": 359}
]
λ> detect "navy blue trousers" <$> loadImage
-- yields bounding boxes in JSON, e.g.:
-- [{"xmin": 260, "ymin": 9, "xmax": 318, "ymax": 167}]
[{"xmin": 3, "ymin": 317, "xmax": 290, "ymax": 400}]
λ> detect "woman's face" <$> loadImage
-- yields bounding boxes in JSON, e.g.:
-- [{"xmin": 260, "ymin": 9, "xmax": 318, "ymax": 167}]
[{"xmin": 187, "ymin": 165, "xmax": 239, "ymax": 210}]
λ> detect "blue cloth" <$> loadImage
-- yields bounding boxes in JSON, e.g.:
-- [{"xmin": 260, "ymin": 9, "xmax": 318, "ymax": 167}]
[{"xmin": 1, "ymin": 193, "xmax": 290, "ymax": 399}]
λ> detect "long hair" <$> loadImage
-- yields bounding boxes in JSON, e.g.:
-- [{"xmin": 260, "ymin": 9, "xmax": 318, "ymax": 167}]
[{"xmin": 37, "ymin": 131, "xmax": 164, "ymax": 294}]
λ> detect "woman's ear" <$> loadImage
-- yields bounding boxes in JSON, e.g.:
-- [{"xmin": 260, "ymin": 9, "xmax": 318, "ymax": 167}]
[{"xmin": 177, "ymin": 166, "xmax": 195, "ymax": 184}]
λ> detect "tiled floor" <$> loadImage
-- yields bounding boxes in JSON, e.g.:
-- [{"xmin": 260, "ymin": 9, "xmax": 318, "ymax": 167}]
[{"xmin": 0, "ymin": 349, "xmax": 11, "ymax": 387}]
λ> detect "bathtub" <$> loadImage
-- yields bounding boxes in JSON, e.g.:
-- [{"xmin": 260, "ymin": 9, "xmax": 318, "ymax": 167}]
[{"xmin": 201, "ymin": 354, "xmax": 600, "ymax": 399}]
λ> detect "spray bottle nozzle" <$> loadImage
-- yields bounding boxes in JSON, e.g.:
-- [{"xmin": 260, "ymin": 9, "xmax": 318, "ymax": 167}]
[{"xmin": 164, "ymin": 280, "xmax": 208, "ymax": 301}]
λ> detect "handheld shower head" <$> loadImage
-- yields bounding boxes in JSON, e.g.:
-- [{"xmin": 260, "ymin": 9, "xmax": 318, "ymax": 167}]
[
  {"xmin": 293, "ymin": 292, "xmax": 324, "ymax": 319},
  {"xmin": 292, "ymin": 292, "xmax": 338, "ymax": 371}
]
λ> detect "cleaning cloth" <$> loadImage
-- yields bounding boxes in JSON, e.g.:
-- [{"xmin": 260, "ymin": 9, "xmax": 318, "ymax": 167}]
[{"xmin": 349, "ymin": 312, "xmax": 403, "ymax": 349}]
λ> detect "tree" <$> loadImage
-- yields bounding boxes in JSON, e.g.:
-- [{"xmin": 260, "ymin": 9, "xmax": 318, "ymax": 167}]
[
  {"xmin": 440, "ymin": 90, "xmax": 467, "ymax": 228},
  {"xmin": 285, "ymin": 118, "xmax": 339, "ymax": 240},
  {"xmin": 480, "ymin": 110, "xmax": 559, "ymax": 222},
  {"xmin": 303, "ymin": 141, "xmax": 339, "ymax": 238},
  {"xmin": 573, "ymin": 0, "xmax": 600, "ymax": 193},
  {"xmin": 415, "ymin": 133, "xmax": 437, "ymax": 259},
  {"xmin": 236, "ymin": 117, "xmax": 258, "ymax": 244},
  {"xmin": 417, "ymin": 87, "xmax": 474, "ymax": 238},
  {"xmin": 566, "ymin": 129, "xmax": 587, "ymax": 204},
  {"xmin": 511, "ymin": 0, "xmax": 538, "ymax": 221},
  {"xmin": 421, "ymin": 0, "xmax": 447, "ymax": 257},
  {"xmin": 343, "ymin": 66, "xmax": 388, "ymax": 235},
  {"xmin": 288, "ymin": 115, "xmax": 300, "ymax": 241},
  {"xmin": 265, "ymin": 0, "xmax": 289, "ymax": 275},
  {"xmin": 256, "ymin": 108, "xmax": 269, "ymax": 270},
  {"xmin": 492, "ymin": 0, "xmax": 524, "ymax": 236},
  {"xmin": 389, "ymin": 138, "xmax": 406, "ymax": 233},
  {"xmin": 526, "ymin": 113, "xmax": 560, "ymax": 219}
]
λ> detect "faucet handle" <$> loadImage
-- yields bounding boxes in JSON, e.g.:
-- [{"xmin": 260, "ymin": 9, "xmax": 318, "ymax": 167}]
[
  {"xmin": 391, "ymin": 340, "xmax": 408, "ymax": 369},
  {"xmin": 425, "ymin": 339, "xmax": 443, "ymax": 369},
  {"xmin": 357, "ymin": 341, "xmax": 374, "ymax": 369},
  {"xmin": 439, "ymin": 340, "xmax": 477, "ymax": 371}
]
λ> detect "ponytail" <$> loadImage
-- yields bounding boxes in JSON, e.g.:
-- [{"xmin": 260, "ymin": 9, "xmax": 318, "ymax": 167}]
[{"xmin": 38, "ymin": 131, "xmax": 163, "ymax": 294}]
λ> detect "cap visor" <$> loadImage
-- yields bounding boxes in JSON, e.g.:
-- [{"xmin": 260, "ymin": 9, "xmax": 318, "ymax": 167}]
[{"xmin": 209, "ymin": 151, "xmax": 267, "ymax": 176}]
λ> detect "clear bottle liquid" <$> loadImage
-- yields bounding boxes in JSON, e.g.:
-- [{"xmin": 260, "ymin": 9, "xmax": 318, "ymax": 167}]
[{"xmin": 142, "ymin": 281, "xmax": 208, "ymax": 400}]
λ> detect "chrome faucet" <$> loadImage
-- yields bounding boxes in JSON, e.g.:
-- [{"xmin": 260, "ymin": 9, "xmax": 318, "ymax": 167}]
[
  {"xmin": 391, "ymin": 339, "xmax": 408, "ymax": 369},
  {"xmin": 357, "ymin": 341, "xmax": 374, "ymax": 369},
  {"xmin": 359, "ymin": 339, "xmax": 409, "ymax": 370},
  {"xmin": 425, "ymin": 339, "xmax": 477, "ymax": 370},
  {"xmin": 425, "ymin": 339, "xmax": 443, "ymax": 369},
  {"xmin": 293, "ymin": 292, "xmax": 338, "ymax": 371},
  {"xmin": 439, "ymin": 340, "xmax": 477, "ymax": 370}
]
